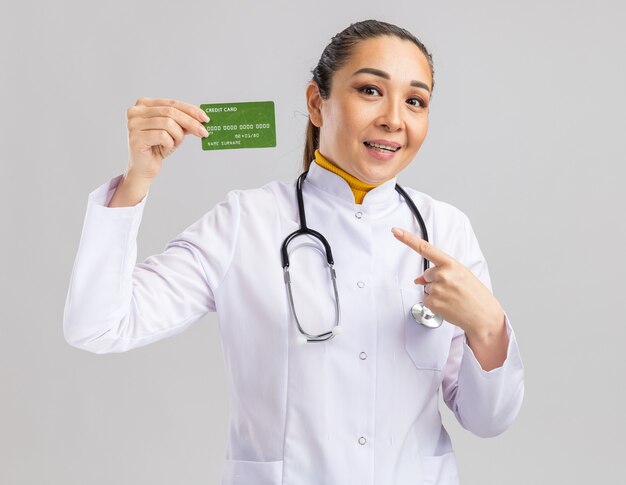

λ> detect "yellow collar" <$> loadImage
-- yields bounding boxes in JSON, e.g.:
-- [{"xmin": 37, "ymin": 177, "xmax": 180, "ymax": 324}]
[{"xmin": 313, "ymin": 150, "xmax": 381, "ymax": 204}]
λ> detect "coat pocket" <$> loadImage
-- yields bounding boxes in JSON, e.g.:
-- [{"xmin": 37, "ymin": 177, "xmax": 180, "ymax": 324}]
[
  {"xmin": 400, "ymin": 286, "xmax": 454, "ymax": 371},
  {"xmin": 221, "ymin": 458, "xmax": 283, "ymax": 485},
  {"xmin": 420, "ymin": 451, "xmax": 460, "ymax": 484}
]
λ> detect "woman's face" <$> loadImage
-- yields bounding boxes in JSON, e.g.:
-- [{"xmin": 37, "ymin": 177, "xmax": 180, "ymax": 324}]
[{"xmin": 307, "ymin": 35, "xmax": 433, "ymax": 184}]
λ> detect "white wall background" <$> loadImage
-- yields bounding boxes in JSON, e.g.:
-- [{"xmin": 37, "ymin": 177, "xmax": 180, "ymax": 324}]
[{"xmin": 1, "ymin": 0, "xmax": 624, "ymax": 483}]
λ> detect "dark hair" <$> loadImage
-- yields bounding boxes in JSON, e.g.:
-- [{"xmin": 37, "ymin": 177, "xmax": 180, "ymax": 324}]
[{"xmin": 303, "ymin": 19, "xmax": 435, "ymax": 170}]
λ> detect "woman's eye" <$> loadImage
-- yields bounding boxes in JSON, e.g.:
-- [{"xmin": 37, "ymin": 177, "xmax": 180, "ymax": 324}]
[
  {"xmin": 407, "ymin": 98, "xmax": 425, "ymax": 108},
  {"xmin": 360, "ymin": 86, "xmax": 381, "ymax": 96}
]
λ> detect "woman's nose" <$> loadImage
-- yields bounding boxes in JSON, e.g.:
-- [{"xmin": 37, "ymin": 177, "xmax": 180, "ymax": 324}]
[{"xmin": 378, "ymin": 100, "xmax": 403, "ymax": 131}]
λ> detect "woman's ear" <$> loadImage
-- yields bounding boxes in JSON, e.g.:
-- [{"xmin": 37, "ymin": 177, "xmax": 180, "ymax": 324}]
[{"xmin": 306, "ymin": 81, "xmax": 323, "ymax": 128}]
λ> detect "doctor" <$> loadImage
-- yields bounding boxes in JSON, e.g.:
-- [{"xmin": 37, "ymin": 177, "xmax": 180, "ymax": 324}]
[{"xmin": 64, "ymin": 19, "xmax": 524, "ymax": 485}]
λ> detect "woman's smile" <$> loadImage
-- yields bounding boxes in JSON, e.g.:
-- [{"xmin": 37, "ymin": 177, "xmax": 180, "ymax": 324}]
[{"xmin": 363, "ymin": 139, "xmax": 402, "ymax": 160}]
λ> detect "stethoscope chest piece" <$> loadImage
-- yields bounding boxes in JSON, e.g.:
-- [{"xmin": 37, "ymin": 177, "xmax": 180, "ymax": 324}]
[{"xmin": 411, "ymin": 303, "xmax": 444, "ymax": 329}]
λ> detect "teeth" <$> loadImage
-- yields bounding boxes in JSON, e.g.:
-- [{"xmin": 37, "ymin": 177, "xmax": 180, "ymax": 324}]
[{"xmin": 365, "ymin": 141, "xmax": 399, "ymax": 152}]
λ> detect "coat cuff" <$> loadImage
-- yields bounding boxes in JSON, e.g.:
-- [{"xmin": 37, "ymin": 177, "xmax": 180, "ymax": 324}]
[
  {"xmin": 462, "ymin": 312, "xmax": 520, "ymax": 376},
  {"xmin": 89, "ymin": 173, "xmax": 149, "ymax": 215},
  {"xmin": 454, "ymin": 312, "xmax": 524, "ymax": 437},
  {"xmin": 63, "ymin": 175, "xmax": 149, "ymax": 350}
]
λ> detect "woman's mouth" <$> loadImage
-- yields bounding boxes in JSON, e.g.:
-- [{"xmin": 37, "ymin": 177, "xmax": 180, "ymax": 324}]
[
  {"xmin": 363, "ymin": 141, "xmax": 400, "ymax": 152},
  {"xmin": 363, "ymin": 140, "xmax": 401, "ymax": 161}
]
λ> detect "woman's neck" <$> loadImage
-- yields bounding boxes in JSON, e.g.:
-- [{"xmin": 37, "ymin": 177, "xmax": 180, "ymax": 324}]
[{"xmin": 314, "ymin": 149, "xmax": 381, "ymax": 204}]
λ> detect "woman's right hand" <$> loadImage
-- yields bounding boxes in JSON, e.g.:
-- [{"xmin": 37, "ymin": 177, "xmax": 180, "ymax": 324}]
[{"xmin": 126, "ymin": 97, "xmax": 210, "ymax": 181}]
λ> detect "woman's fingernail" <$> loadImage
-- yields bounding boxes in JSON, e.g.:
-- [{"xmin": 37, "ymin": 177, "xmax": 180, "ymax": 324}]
[
  {"xmin": 391, "ymin": 227, "xmax": 403, "ymax": 237},
  {"xmin": 200, "ymin": 111, "xmax": 210, "ymax": 122}
]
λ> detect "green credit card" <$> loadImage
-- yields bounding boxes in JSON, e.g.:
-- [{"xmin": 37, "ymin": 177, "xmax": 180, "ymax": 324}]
[{"xmin": 200, "ymin": 101, "xmax": 276, "ymax": 150}]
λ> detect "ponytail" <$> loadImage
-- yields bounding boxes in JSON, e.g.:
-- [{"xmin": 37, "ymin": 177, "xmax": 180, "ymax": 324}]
[{"xmin": 303, "ymin": 119, "xmax": 319, "ymax": 171}]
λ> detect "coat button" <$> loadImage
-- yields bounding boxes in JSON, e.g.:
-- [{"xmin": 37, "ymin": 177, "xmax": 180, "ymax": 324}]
[
  {"xmin": 357, "ymin": 281, "xmax": 365, "ymax": 288},
  {"xmin": 359, "ymin": 352, "xmax": 367, "ymax": 360},
  {"xmin": 358, "ymin": 436, "xmax": 367, "ymax": 445},
  {"xmin": 355, "ymin": 211, "xmax": 363, "ymax": 219}
]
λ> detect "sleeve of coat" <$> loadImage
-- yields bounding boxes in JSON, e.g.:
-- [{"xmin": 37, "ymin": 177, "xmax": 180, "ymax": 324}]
[
  {"xmin": 63, "ymin": 174, "xmax": 240, "ymax": 354},
  {"xmin": 441, "ymin": 214, "xmax": 525, "ymax": 438}
]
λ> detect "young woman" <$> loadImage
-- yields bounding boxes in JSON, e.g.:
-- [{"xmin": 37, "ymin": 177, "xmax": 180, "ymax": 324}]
[{"xmin": 64, "ymin": 19, "xmax": 524, "ymax": 485}]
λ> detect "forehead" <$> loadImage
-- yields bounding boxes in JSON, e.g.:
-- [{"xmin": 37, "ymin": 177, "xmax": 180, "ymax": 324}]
[{"xmin": 339, "ymin": 35, "xmax": 432, "ymax": 86}]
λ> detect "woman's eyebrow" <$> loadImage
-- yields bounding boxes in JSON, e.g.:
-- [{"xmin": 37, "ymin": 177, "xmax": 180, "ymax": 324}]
[{"xmin": 352, "ymin": 67, "xmax": 431, "ymax": 92}]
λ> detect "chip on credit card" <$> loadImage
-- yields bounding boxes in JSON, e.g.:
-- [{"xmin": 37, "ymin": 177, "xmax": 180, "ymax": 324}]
[{"xmin": 200, "ymin": 101, "xmax": 276, "ymax": 150}]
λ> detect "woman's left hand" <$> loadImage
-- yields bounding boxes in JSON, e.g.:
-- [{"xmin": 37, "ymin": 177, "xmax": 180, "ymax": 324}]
[{"xmin": 391, "ymin": 227, "xmax": 505, "ymax": 341}]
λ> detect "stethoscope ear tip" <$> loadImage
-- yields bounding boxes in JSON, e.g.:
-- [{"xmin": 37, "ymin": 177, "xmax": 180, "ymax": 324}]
[
  {"xmin": 297, "ymin": 335, "xmax": 308, "ymax": 346},
  {"xmin": 331, "ymin": 325, "xmax": 343, "ymax": 336}
]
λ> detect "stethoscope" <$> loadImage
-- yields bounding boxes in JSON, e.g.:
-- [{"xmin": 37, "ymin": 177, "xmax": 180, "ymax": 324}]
[{"xmin": 281, "ymin": 171, "xmax": 444, "ymax": 344}]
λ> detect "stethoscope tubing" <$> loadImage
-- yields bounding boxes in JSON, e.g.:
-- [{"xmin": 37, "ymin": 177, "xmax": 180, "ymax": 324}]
[{"xmin": 281, "ymin": 171, "xmax": 440, "ymax": 343}]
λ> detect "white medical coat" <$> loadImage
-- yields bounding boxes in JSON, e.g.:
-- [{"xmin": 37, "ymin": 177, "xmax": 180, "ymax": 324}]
[{"xmin": 64, "ymin": 160, "xmax": 524, "ymax": 485}]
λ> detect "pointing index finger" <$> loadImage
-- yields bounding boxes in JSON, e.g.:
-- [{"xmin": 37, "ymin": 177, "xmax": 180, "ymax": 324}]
[{"xmin": 391, "ymin": 227, "xmax": 452, "ymax": 266}]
